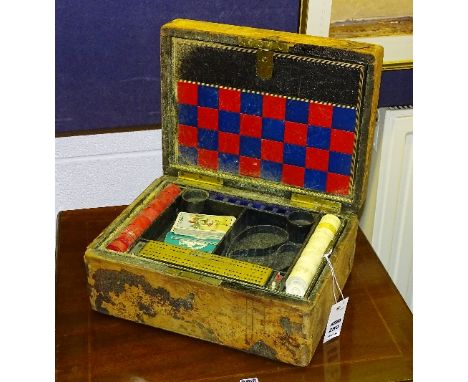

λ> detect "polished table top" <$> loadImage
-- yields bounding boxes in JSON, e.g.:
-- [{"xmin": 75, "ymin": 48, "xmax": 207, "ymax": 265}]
[{"xmin": 56, "ymin": 206, "xmax": 413, "ymax": 382}]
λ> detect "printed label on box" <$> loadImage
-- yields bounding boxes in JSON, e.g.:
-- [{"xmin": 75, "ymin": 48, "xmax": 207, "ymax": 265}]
[{"xmin": 323, "ymin": 297, "xmax": 349, "ymax": 343}]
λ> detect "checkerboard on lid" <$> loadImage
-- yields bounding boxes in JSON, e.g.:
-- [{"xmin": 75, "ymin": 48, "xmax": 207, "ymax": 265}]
[{"xmin": 177, "ymin": 81, "xmax": 357, "ymax": 196}]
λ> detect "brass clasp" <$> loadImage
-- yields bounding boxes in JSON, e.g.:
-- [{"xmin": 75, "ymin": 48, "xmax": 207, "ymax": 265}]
[{"xmin": 256, "ymin": 49, "xmax": 274, "ymax": 81}]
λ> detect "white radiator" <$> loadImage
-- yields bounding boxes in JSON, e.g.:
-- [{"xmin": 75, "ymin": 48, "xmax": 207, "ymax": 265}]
[{"xmin": 360, "ymin": 108, "xmax": 413, "ymax": 311}]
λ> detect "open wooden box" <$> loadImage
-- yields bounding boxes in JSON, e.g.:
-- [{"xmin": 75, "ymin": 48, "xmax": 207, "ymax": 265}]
[{"xmin": 84, "ymin": 19, "xmax": 383, "ymax": 366}]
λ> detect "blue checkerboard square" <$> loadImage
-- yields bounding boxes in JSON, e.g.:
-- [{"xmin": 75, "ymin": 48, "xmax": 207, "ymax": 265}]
[
  {"xmin": 286, "ymin": 99, "xmax": 309, "ymax": 123},
  {"xmin": 261, "ymin": 160, "xmax": 282, "ymax": 182},
  {"xmin": 307, "ymin": 126, "xmax": 331, "ymax": 149},
  {"xmin": 219, "ymin": 111, "xmax": 240, "ymax": 134},
  {"xmin": 198, "ymin": 85, "xmax": 218, "ymax": 108},
  {"xmin": 328, "ymin": 152, "xmax": 352, "ymax": 175},
  {"xmin": 304, "ymin": 169, "xmax": 327, "ymax": 191},
  {"xmin": 198, "ymin": 129, "xmax": 218, "ymax": 150},
  {"xmin": 179, "ymin": 146, "xmax": 198, "ymax": 165},
  {"xmin": 219, "ymin": 153, "xmax": 239, "ymax": 172},
  {"xmin": 283, "ymin": 143, "xmax": 306, "ymax": 167},
  {"xmin": 332, "ymin": 107, "xmax": 356, "ymax": 132},
  {"xmin": 240, "ymin": 136, "xmax": 261, "ymax": 158},
  {"xmin": 262, "ymin": 118, "xmax": 285, "ymax": 141},
  {"xmin": 241, "ymin": 92, "xmax": 262, "ymax": 116},
  {"xmin": 179, "ymin": 104, "xmax": 198, "ymax": 127}
]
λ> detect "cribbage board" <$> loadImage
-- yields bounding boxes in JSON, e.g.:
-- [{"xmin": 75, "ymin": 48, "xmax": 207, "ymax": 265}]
[{"xmin": 85, "ymin": 19, "xmax": 383, "ymax": 366}]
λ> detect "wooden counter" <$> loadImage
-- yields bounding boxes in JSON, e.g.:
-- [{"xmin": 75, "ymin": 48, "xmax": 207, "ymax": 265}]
[{"xmin": 56, "ymin": 206, "xmax": 412, "ymax": 381}]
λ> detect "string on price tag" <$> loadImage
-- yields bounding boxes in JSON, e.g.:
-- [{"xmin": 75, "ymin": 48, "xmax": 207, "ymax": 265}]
[{"xmin": 323, "ymin": 251, "xmax": 349, "ymax": 343}]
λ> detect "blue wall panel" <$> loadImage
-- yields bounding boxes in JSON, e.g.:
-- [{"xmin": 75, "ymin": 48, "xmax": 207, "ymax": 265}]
[
  {"xmin": 379, "ymin": 69, "xmax": 413, "ymax": 108},
  {"xmin": 56, "ymin": 1, "xmax": 300, "ymax": 133}
]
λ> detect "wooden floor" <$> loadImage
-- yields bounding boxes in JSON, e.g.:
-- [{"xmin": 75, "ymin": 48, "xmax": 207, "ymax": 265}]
[{"xmin": 56, "ymin": 206, "xmax": 413, "ymax": 382}]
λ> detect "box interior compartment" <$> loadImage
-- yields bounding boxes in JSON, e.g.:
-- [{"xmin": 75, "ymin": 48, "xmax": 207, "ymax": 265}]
[{"xmin": 124, "ymin": 181, "xmax": 344, "ymax": 298}]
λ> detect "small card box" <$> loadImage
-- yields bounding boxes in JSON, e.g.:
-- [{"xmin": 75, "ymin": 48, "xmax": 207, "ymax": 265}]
[{"xmin": 84, "ymin": 19, "xmax": 383, "ymax": 366}]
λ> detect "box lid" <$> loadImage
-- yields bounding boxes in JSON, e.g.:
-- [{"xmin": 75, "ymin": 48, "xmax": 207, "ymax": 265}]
[{"xmin": 160, "ymin": 19, "xmax": 383, "ymax": 213}]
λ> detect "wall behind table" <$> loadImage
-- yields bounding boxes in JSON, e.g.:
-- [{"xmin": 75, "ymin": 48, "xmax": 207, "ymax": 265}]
[
  {"xmin": 55, "ymin": 0, "xmax": 301, "ymax": 214},
  {"xmin": 378, "ymin": 69, "xmax": 412, "ymax": 108},
  {"xmin": 55, "ymin": 130, "xmax": 163, "ymax": 215},
  {"xmin": 56, "ymin": 0, "xmax": 301, "ymax": 134}
]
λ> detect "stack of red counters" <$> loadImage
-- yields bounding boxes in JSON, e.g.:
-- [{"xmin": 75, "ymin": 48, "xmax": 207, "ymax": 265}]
[{"xmin": 107, "ymin": 183, "xmax": 182, "ymax": 252}]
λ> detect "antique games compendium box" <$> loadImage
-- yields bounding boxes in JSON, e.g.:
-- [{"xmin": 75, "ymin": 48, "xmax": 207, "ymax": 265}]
[{"xmin": 84, "ymin": 19, "xmax": 383, "ymax": 366}]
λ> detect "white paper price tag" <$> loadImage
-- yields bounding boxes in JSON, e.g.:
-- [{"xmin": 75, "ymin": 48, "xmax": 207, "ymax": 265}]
[
  {"xmin": 240, "ymin": 378, "xmax": 258, "ymax": 382},
  {"xmin": 323, "ymin": 297, "xmax": 349, "ymax": 343}
]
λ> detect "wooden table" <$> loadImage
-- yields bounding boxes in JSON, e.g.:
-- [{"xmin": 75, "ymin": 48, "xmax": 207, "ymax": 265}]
[{"xmin": 56, "ymin": 206, "xmax": 413, "ymax": 382}]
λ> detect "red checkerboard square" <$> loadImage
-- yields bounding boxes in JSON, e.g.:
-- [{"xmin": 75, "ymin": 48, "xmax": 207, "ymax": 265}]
[
  {"xmin": 326, "ymin": 173, "xmax": 350, "ymax": 195},
  {"xmin": 198, "ymin": 149, "xmax": 218, "ymax": 170},
  {"xmin": 261, "ymin": 139, "xmax": 283, "ymax": 163},
  {"xmin": 198, "ymin": 107, "xmax": 218, "ymax": 130},
  {"xmin": 306, "ymin": 147, "xmax": 329, "ymax": 171},
  {"xmin": 178, "ymin": 124, "xmax": 198, "ymax": 147},
  {"xmin": 219, "ymin": 88, "xmax": 241, "ymax": 112},
  {"xmin": 263, "ymin": 95, "xmax": 286, "ymax": 120},
  {"xmin": 239, "ymin": 156, "xmax": 261, "ymax": 177},
  {"xmin": 284, "ymin": 121, "xmax": 307, "ymax": 145},
  {"xmin": 240, "ymin": 114, "xmax": 262, "ymax": 137},
  {"xmin": 309, "ymin": 102, "xmax": 333, "ymax": 128},
  {"xmin": 177, "ymin": 81, "xmax": 198, "ymax": 105},
  {"xmin": 218, "ymin": 132, "xmax": 240, "ymax": 155},
  {"xmin": 330, "ymin": 129, "xmax": 355, "ymax": 154},
  {"xmin": 282, "ymin": 164, "xmax": 305, "ymax": 187}
]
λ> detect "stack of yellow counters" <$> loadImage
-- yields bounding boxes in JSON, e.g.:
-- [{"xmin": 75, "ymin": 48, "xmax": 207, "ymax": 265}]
[{"xmin": 285, "ymin": 214, "xmax": 341, "ymax": 297}]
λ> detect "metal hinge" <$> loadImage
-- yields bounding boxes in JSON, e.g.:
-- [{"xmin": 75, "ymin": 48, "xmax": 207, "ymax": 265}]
[
  {"xmin": 178, "ymin": 171, "xmax": 223, "ymax": 188},
  {"xmin": 290, "ymin": 193, "xmax": 342, "ymax": 214}
]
